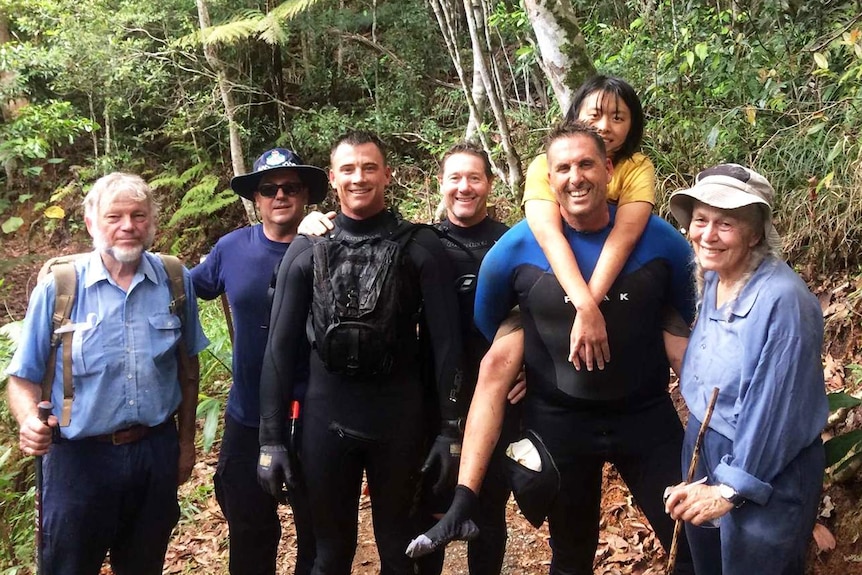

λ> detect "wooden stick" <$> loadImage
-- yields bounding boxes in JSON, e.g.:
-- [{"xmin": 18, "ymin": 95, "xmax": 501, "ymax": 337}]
[
  {"xmin": 220, "ymin": 293, "xmax": 235, "ymax": 346},
  {"xmin": 666, "ymin": 386, "xmax": 720, "ymax": 575}
]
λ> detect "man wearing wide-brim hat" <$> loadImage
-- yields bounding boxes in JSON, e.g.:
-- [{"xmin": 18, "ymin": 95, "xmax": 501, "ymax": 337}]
[{"xmin": 191, "ymin": 147, "xmax": 326, "ymax": 575}]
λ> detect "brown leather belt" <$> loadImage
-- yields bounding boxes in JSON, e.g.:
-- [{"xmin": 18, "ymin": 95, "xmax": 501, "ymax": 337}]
[{"xmin": 91, "ymin": 419, "xmax": 173, "ymax": 445}]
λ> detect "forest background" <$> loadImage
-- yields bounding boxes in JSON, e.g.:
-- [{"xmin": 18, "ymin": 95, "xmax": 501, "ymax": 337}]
[{"xmin": 1, "ymin": 0, "xmax": 862, "ymax": 573}]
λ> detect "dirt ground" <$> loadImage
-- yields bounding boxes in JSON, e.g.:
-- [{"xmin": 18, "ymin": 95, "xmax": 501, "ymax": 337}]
[{"xmin": 3, "ymin": 230, "xmax": 861, "ymax": 574}]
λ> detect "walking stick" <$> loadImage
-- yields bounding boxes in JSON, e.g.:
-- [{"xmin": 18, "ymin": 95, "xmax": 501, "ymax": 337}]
[
  {"xmin": 220, "ymin": 293, "xmax": 235, "ymax": 346},
  {"xmin": 666, "ymin": 387, "xmax": 719, "ymax": 575},
  {"xmin": 35, "ymin": 400, "xmax": 53, "ymax": 575}
]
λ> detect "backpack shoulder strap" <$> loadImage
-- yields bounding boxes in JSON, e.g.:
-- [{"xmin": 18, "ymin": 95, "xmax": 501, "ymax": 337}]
[
  {"xmin": 403, "ymin": 222, "xmax": 479, "ymax": 262},
  {"xmin": 158, "ymin": 254, "xmax": 186, "ymax": 318},
  {"xmin": 40, "ymin": 260, "xmax": 77, "ymax": 426},
  {"xmin": 157, "ymin": 254, "xmax": 196, "ymax": 386}
]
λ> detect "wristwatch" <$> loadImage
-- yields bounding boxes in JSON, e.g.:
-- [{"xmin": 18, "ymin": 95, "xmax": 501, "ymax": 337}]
[{"xmin": 718, "ymin": 484, "xmax": 745, "ymax": 507}]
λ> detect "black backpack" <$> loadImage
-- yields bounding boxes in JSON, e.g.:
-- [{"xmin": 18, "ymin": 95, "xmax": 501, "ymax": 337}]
[{"xmin": 307, "ymin": 219, "xmax": 420, "ymax": 378}]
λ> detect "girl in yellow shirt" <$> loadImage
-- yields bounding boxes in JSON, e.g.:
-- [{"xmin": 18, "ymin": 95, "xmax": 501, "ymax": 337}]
[{"xmin": 521, "ymin": 75, "xmax": 665, "ymax": 371}]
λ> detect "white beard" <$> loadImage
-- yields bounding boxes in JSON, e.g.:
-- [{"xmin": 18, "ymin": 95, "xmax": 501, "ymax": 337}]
[{"xmin": 92, "ymin": 228, "xmax": 154, "ymax": 263}]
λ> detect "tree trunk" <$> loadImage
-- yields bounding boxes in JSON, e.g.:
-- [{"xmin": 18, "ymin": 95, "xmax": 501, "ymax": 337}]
[
  {"xmin": 464, "ymin": 52, "xmax": 487, "ymax": 140},
  {"xmin": 462, "ymin": 0, "xmax": 522, "ymax": 194},
  {"xmin": 196, "ymin": 0, "xmax": 257, "ymax": 224},
  {"xmin": 523, "ymin": 0, "xmax": 595, "ymax": 114}
]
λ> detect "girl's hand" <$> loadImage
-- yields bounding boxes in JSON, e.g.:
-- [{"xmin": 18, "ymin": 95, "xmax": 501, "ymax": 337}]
[
  {"xmin": 568, "ymin": 303, "xmax": 610, "ymax": 371},
  {"xmin": 664, "ymin": 481, "xmax": 734, "ymax": 526},
  {"xmin": 298, "ymin": 211, "xmax": 336, "ymax": 236}
]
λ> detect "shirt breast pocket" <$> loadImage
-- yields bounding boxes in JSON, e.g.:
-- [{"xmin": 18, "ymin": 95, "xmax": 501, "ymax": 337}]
[
  {"xmin": 70, "ymin": 318, "xmax": 106, "ymax": 376},
  {"xmin": 148, "ymin": 313, "xmax": 182, "ymax": 362}
]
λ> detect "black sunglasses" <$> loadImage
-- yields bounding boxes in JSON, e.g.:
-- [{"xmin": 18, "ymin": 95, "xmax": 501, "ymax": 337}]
[{"xmin": 258, "ymin": 183, "xmax": 306, "ymax": 198}]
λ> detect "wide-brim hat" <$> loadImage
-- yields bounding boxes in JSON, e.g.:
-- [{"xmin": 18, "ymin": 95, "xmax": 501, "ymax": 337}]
[
  {"xmin": 669, "ymin": 163, "xmax": 781, "ymax": 249},
  {"xmin": 504, "ymin": 429, "xmax": 560, "ymax": 528},
  {"xmin": 231, "ymin": 148, "xmax": 329, "ymax": 204}
]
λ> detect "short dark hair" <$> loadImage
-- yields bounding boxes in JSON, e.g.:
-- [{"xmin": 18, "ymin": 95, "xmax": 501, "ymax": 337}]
[
  {"xmin": 564, "ymin": 75, "xmax": 644, "ymax": 164},
  {"xmin": 439, "ymin": 141, "xmax": 493, "ymax": 179},
  {"xmin": 545, "ymin": 121, "xmax": 607, "ymax": 160},
  {"xmin": 330, "ymin": 130, "xmax": 388, "ymax": 164}
]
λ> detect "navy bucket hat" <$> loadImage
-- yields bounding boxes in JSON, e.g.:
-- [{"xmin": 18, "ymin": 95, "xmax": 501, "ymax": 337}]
[{"xmin": 231, "ymin": 148, "xmax": 329, "ymax": 204}]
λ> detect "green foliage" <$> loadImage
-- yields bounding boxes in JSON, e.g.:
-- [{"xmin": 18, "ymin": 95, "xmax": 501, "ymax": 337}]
[
  {"xmin": 0, "ymin": 321, "xmax": 36, "ymax": 572},
  {"xmin": 0, "ymin": 100, "xmax": 96, "ymax": 177},
  {"xmin": 825, "ymin": 390, "xmax": 862, "ymax": 476},
  {"xmin": 195, "ymin": 299, "xmax": 233, "ymax": 454},
  {"xmin": 149, "ymin": 163, "xmax": 238, "ymax": 253}
]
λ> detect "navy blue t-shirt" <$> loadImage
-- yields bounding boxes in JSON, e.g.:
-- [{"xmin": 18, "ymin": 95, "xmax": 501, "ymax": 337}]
[{"xmin": 191, "ymin": 225, "xmax": 309, "ymax": 427}]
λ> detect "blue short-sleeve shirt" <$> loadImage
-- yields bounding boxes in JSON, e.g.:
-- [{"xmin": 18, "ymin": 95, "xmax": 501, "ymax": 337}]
[{"xmin": 6, "ymin": 251, "xmax": 209, "ymax": 439}]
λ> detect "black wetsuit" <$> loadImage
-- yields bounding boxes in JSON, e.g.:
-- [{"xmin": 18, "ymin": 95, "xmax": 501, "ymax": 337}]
[
  {"xmin": 474, "ymin": 210, "xmax": 697, "ymax": 575},
  {"xmin": 259, "ymin": 209, "xmax": 463, "ymax": 575},
  {"xmin": 416, "ymin": 216, "xmax": 511, "ymax": 575}
]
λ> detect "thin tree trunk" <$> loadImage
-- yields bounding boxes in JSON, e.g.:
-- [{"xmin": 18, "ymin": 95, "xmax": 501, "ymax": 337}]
[
  {"xmin": 462, "ymin": 0, "xmax": 522, "ymax": 194},
  {"xmin": 196, "ymin": 0, "xmax": 257, "ymax": 224},
  {"xmin": 88, "ymin": 94, "xmax": 98, "ymax": 158},
  {"xmin": 464, "ymin": 54, "xmax": 487, "ymax": 140},
  {"xmin": 523, "ymin": 0, "xmax": 595, "ymax": 114},
  {"xmin": 428, "ymin": 0, "xmax": 504, "ymax": 184}
]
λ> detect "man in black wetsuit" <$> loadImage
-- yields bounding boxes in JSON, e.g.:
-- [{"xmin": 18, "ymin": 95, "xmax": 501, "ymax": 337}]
[
  {"xmin": 410, "ymin": 122, "xmax": 696, "ymax": 574},
  {"xmin": 257, "ymin": 131, "xmax": 464, "ymax": 575},
  {"xmin": 414, "ymin": 142, "xmax": 513, "ymax": 575}
]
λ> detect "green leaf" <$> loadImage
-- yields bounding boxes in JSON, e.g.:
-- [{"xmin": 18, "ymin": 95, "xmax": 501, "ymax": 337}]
[
  {"xmin": 826, "ymin": 138, "xmax": 844, "ymax": 164},
  {"xmin": 1, "ymin": 216, "xmax": 24, "ymax": 234},
  {"xmin": 813, "ymin": 52, "xmax": 829, "ymax": 70},
  {"xmin": 825, "ymin": 429, "xmax": 862, "ymax": 468},
  {"xmin": 685, "ymin": 50, "xmax": 695, "ymax": 69},
  {"xmin": 829, "ymin": 448, "xmax": 862, "ymax": 477},
  {"xmin": 827, "ymin": 392, "xmax": 862, "ymax": 411},
  {"xmin": 806, "ymin": 122, "xmax": 826, "ymax": 135},
  {"xmin": 694, "ymin": 43, "xmax": 709, "ymax": 61}
]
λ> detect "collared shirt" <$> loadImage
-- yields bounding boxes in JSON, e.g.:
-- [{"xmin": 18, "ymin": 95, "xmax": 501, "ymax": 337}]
[
  {"xmin": 681, "ymin": 257, "xmax": 827, "ymax": 504},
  {"xmin": 7, "ymin": 251, "xmax": 209, "ymax": 439}
]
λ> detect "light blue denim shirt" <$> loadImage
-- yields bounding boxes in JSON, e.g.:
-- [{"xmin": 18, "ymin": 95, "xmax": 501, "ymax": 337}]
[
  {"xmin": 7, "ymin": 251, "xmax": 209, "ymax": 439},
  {"xmin": 681, "ymin": 257, "xmax": 827, "ymax": 504}
]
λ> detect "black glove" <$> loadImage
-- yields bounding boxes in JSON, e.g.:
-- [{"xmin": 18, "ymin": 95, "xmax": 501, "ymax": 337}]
[
  {"xmin": 421, "ymin": 419, "xmax": 462, "ymax": 494},
  {"xmin": 405, "ymin": 485, "xmax": 479, "ymax": 558},
  {"xmin": 257, "ymin": 444, "xmax": 294, "ymax": 504}
]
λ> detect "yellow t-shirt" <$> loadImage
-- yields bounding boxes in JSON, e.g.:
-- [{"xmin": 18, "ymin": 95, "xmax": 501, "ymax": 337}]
[{"xmin": 522, "ymin": 151, "xmax": 656, "ymax": 207}]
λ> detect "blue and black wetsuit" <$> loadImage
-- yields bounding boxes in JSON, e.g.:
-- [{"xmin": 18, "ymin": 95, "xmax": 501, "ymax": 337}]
[{"xmin": 474, "ymin": 208, "xmax": 697, "ymax": 575}]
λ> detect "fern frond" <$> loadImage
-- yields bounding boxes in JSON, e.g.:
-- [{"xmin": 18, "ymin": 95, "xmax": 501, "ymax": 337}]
[
  {"xmin": 270, "ymin": 0, "xmax": 324, "ymax": 22},
  {"xmin": 257, "ymin": 14, "xmax": 290, "ymax": 46},
  {"xmin": 179, "ymin": 163, "xmax": 209, "ymax": 185},
  {"xmin": 201, "ymin": 16, "xmax": 264, "ymax": 46}
]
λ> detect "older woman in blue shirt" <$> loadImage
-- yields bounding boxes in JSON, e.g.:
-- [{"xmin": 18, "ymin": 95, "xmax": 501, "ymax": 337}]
[{"xmin": 663, "ymin": 164, "xmax": 827, "ymax": 575}]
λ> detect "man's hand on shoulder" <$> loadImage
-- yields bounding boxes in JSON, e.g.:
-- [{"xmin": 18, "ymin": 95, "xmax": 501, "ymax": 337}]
[{"xmin": 299, "ymin": 211, "xmax": 336, "ymax": 237}]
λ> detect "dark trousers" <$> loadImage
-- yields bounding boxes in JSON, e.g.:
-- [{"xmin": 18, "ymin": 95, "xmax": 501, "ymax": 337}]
[
  {"xmin": 41, "ymin": 423, "xmax": 180, "ymax": 575},
  {"xmin": 301, "ymin": 411, "xmax": 423, "ymax": 575},
  {"xmin": 532, "ymin": 396, "xmax": 695, "ymax": 575},
  {"xmin": 215, "ymin": 415, "xmax": 315, "ymax": 575}
]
